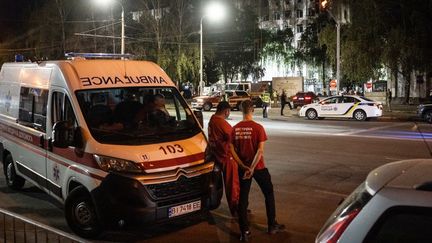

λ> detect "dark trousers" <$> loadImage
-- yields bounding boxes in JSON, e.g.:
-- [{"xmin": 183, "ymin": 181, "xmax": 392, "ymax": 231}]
[
  {"xmin": 262, "ymin": 103, "xmax": 269, "ymax": 118},
  {"xmin": 238, "ymin": 168, "xmax": 276, "ymax": 232},
  {"xmin": 281, "ymin": 101, "xmax": 292, "ymax": 115}
]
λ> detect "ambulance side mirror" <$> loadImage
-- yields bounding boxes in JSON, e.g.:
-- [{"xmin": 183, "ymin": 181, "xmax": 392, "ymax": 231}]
[
  {"xmin": 52, "ymin": 121, "xmax": 75, "ymax": 148},
  {"xmin": 193, "ymin": 110, "xmax": 204, "ymax": 128}
]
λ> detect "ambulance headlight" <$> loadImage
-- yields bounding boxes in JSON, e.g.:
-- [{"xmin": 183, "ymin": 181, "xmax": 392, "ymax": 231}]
[{"xmin": 94, "ymin": 155, "xmax": 142, "ymax": 173}]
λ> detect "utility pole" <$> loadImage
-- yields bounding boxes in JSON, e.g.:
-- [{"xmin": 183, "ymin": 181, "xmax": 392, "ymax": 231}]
[{"xmin": 320, "ymin": 0, "xmax": 341, "ymax": 94}]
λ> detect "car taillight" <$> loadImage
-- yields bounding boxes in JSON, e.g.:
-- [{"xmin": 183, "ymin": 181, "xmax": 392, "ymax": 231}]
[
  {"xmin": 316, "ymin": 208, "xmax": 360, "ymax": 243},
  {"xmin": 293, "ymin": 96, "xmax": 298, "ymax": 100},
  {"xmin": 316, "ymin": 182, "xmax": 372, "ymax": 243},
  {"xmin": 305, "ymin": 96, "xmax": 312, "ymax": 100}
]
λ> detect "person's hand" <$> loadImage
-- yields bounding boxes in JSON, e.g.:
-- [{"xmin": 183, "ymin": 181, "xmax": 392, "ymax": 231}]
[{"xmin": 242, "ymin": 168, "xmax": 253, "ymax": 180}]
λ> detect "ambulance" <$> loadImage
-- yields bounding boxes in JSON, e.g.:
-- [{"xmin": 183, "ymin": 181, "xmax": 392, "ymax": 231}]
[{"xmin": 0, "ymin": 54, "xmax": 222, "ymax": 238}]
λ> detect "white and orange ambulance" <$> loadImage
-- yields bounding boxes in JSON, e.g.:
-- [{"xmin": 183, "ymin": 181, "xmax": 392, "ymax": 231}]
[{"xmin": 0, "ymin": 54, "xmax": 222, "ymax": 238}]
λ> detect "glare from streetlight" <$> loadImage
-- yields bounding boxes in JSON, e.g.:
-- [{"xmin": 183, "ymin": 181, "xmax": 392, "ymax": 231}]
[
  {"xmin": 94, "ymin": 0, "xmax": 114, "ymax": 7},
  {"xmin": 205, "ymin": 2, "xmax": 226, "ymax": 22}
]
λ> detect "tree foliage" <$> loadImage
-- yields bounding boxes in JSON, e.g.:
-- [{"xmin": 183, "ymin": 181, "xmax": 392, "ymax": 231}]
[{"xmin": 317, "ymin": 0, "xmax": 432, "ymax": 101}]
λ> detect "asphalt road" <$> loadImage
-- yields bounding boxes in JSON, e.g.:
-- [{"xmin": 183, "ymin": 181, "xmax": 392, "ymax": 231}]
[{"xmin": 0, "ymin": 111, "xmax": 431, "ymax": 243}]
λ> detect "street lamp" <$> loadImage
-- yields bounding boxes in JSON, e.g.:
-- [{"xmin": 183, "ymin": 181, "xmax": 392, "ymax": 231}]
[
  {"xmin": 199, "ymin": 2, "xmax": 226, "ymax": 95},
  {"xmin": 94, "ymin": 0, "xmax": 125, "ymax": 55}
]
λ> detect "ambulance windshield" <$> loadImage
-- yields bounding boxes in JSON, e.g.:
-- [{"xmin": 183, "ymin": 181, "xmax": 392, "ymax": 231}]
[{"xmin": 76, "ymin": 87, "xmax": 201, "ymax": 145}]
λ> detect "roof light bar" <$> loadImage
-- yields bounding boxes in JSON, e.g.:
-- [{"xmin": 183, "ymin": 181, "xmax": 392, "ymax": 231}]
[{"xmin": 65, "ymin": 53, "xmax": 134, "ymax": 59}]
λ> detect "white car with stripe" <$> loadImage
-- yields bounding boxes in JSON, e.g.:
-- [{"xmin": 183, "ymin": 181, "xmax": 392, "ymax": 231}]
[{"xmin": 299, "ymin": 95, "xmax": 383, "ymax": 121}]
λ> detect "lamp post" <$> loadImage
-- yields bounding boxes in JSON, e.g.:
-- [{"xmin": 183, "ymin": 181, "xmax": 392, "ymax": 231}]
[
  {"xmin": 95, "ymin": 0, "xmax": 125, "ymax": 55},
  {"xmin": 321, "ymin": 0, "xmax": 341, "ymax": 94},
  {"xmin": 199, "ymin": 16, "xmax": 205, "ymax": 96},
  {"xmin": 199, "ymin": 2, "xmax": 226, "ymax": 95},
  {"xmin": 336, "ymin": 20, "xmax": 340, "ymax": 94}
]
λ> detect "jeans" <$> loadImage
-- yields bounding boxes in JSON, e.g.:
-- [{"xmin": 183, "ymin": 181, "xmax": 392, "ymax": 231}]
[{"xmin": 238, "ymin": 168, "xmax": 276, "ymax": 232}]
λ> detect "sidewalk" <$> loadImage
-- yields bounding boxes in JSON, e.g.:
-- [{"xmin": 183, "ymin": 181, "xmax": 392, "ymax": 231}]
[{"xmin": 264, "ymin": 104, "xmax": 419, "ymax": 122}]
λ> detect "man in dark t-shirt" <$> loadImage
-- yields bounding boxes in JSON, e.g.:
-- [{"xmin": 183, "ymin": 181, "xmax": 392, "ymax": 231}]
[{"xmin": 231, "ymin": 100, "xmax": 285, "ymax": 241}]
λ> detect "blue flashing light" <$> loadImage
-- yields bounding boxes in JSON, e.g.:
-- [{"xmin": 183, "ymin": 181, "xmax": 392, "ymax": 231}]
[{"xmin": 15, "ymin": 54, "xmax": 24, "ymax": 62}]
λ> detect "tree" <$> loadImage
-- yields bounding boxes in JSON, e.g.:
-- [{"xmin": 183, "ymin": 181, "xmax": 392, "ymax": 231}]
[
  {"xmin": 207, "ymin": 4, "xmax": 262, "ymax": 83},
  {"xmin": 261, "ymin": 28, "xmax": 295, "ymax": 75},
  {"xmin": 319, "ymin": 0, "xmax": 432, "ymax": 102},
  {"xmin": 297, "ymin": 15, "xmax": 329, "ymax": 90}
]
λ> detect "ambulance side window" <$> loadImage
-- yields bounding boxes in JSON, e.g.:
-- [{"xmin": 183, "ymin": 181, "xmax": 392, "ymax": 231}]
[
  {"xmin": 18, "ymin": 87, "xmax": 48, "ymax": 132},
  {"xmin": 52, "ymin": 92, "xmax": 77, "ymax": 126}
]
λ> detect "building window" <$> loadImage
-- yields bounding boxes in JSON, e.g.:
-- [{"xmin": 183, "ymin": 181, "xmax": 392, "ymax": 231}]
[
  {"xmin": 274, "ymin": 12, "xmax": 281, "ymax": 20},
  {"xmin": 308, "ymin": 8, "xmax": 315, "ymax": 16},
  {"xmin": 297, "ymin": 0, "xmax": 302, "ymax": 3},
  {"xmin": 18, "ymin": 87, "xmax": 48, "ymax": 132},
  {"xmin": 296, "ymin": 10, "xmax": 303, "ymax": 18},
  {"xmin": 263, "ymin": 15, "xmax": 269, "ymax": 21},
  {"xmin": 297, "ymin": 25, "xmax": 303, "ymax": 33},
  {"xmin": 284, "ymin": 10, "xmax": 291, "ymax": 18}
]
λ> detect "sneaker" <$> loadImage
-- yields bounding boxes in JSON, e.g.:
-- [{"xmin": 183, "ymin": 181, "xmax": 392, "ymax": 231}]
[
  {"xmin": 268, "ymin": 222, "xmax": 286, "ymax": 234},
  {"xmin": 240, "ymin": 230, "xmax": 251, "ymax": 242}
]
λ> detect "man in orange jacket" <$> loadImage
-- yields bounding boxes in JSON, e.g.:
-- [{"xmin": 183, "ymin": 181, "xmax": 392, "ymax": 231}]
[{"xmin": 207, "ymin": 101, "xmax": 240, "ymax": 216}]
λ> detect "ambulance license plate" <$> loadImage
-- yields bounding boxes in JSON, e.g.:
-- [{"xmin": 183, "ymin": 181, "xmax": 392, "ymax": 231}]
[{"xmin": 168, "ymin": 200, "xmax": 201, "ymax": 218}]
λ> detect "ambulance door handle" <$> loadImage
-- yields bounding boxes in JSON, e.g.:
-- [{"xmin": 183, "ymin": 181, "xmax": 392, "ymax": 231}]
[
  {"xmin": 48, "ymin": 138, "xmax": 53, "ymax": 152},
  {"xmin": 39, "ymin": 135, "xmax": 45, "ymax": 149}
]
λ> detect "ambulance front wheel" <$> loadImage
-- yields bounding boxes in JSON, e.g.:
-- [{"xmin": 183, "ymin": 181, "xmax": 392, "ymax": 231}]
[
  {"xmin": 65, "ymin": 186, "xmax": 102, "ymax": 238},
  {"xmin": 4, "ymin": 154, "xmax": 25, "ymax": 190}
]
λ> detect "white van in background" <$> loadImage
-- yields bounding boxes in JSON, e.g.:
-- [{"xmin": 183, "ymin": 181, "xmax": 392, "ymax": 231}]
[{"xmin": 0, "ymin": 54, "xmax": 222, "ymax": 238}]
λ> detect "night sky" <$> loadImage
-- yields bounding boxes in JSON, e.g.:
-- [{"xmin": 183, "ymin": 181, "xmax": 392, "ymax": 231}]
[{"xmin": 0, "ymin": 0, "xmax": 36, "ymax": 42}]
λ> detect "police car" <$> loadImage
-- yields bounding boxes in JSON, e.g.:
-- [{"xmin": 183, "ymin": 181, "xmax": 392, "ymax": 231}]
[
  {"xmin": 316, "ymin": 159, "xmax": 432, "ymax": 243},
  {"xmin": 299, "ymin": 95, "xmax": 383, "ymax": 121}
]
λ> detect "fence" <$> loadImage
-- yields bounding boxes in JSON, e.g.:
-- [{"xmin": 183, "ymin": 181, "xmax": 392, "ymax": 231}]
[{"xmin": 0, "ymin": 208, "xmax": 86, "ymax": 243}]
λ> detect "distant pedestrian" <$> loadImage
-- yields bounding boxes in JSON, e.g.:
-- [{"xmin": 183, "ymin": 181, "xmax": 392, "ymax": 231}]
[
  {"xmin": 280, "ymin": 90, "xmax": 292, "ymax": 116},
  {"xmin": 207, "ymin": 101, "xmax": 239, "ymax": 217},
  {"xmin": 231, "ymin": 100, "xmax": 285, "ymax": 242},
  {"xmin": 386, "ymin": 89, "xmax": 392, "ymax": 112},
  {"xmin": 261, "ymin": 92, "xmax": 271, "ymax": 118}
]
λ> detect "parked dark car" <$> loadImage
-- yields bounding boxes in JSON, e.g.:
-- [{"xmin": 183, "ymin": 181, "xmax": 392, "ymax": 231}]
[
  {"xmin": 291, "ymin": 92, "xmax": 318, "ymax": 108},
  {"xmin": 418, "ymin": 104, "xmax": 432, "ymax": 123}
]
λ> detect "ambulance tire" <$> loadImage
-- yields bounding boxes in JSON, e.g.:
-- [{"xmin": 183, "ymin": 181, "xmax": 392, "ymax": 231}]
[
  {"xmin": 236, "ymin": 102, "xmax": 242, "ymax": 111},
  {"xmin": 203, "ymin": 102, "xmax": 212, "ymax": 111},
  {"xmin": 4, "ymin": 154, "xmax": 25, "ymax": 190},
  {"xmin": 208, "ymin": 163, "xmax": 223, "ymax": 210},
  {"xmin": 65, "ymin": 186, "xmax": 102, "ymax": 239}
]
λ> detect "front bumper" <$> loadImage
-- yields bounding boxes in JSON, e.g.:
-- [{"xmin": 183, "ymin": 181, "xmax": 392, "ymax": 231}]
[
  {"xmin": 191, "ymin": 102, "xmax": 203, "ymax": 109},
  {"xmin": 299, "ymin": 107, "xmax": 307, "ymax": 117},
  {"xmin": 91, "ymin": 166, "xmax": 222, "ymax": 229}
]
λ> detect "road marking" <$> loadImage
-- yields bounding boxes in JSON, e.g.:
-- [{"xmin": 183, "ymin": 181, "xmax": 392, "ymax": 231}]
[
  {"xmin": 314, "ymin": 189, "xmax": 349, "ymax": 197},
  {"xmin": 335, "ymin": 123, "xmax": 408, "ymax": 136}
]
